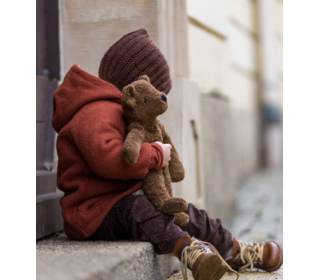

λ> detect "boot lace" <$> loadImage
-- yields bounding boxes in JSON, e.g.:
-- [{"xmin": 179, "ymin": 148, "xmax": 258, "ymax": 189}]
[{"xmin": 235, "ymin": 240, "xmax": 264, "ymax": 272}]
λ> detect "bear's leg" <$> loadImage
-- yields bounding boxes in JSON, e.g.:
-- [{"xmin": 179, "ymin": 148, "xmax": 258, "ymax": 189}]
[
  {"xmin": 160, "ymin": 168, "xmax": 188, "ymax": 214},
  {"xmin": 143, "ymin": 170, "xmax": 172, "ymax": 212},
  {"xmin": 163, "ymin": 167, "xmax": 173, "ymax": 197},
  {"xmin": 174, "ymin": 212, "xmax": 190, "ymax": 227},
  {"xmin": 143, "ymin": 170, "xmax": 188, "ymax": 214}
]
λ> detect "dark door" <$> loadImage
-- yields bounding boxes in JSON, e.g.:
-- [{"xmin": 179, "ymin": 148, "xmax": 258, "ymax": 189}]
[{"xmin": 36, "ymin": 0, "xmax": 63, "ymax": 239}]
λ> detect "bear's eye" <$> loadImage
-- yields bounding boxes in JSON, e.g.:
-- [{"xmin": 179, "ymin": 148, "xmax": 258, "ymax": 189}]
[{"xmin": 144, "ymin": 98, "xmax": 147, "ymax": 103}]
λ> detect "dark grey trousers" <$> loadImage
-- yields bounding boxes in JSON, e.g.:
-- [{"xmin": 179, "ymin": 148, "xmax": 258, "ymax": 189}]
[{"xmin": 89, "ymin": 194, "xmax": 233, "ymax": 257}]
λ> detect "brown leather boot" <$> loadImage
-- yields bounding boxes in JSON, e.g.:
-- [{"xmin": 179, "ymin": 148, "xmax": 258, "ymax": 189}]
[
  {"xmin": 174, "ymin": 237, "xmax": 239, "ymax": 280},
  {"xmin": 225, "ymin": 238, "xmax": 283, "ymax": 272}
]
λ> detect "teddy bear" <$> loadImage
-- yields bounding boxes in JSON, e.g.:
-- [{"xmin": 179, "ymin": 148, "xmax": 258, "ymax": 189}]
[{"xmin": 121, "ymin": 75, "xmax": 189, "ymax": 227}]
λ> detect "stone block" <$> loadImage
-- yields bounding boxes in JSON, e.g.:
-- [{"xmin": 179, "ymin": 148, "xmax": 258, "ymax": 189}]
[
  {"xmin": 200, "ymin": 95, "xmax": 238, "ymax": 223},
  {"xmin": 159, "ymin": 78, "xmax": 205, "ymax": 209},
  {"xmin": 36, "ymin": 170, "xmax": 57, "ymax": 195},
  {"xmin": 37, "ymin": 234, "xmax": 180, "ymax": 280},
  {"xmin": 37, "ymin": 192, "xmax": 64, "ymax": 239}
]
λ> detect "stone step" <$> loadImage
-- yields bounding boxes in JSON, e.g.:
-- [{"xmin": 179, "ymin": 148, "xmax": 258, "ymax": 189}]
[
  {"xmin": 167, "ymin": 267, "xmax": 283, "ymax": 280},
  {"xmin": 37, "ymin": 235, "xmax": 283, "ymax": 280},
  {"xmin": 36, "ymin": 234, "xmax": 180, "ymax": 280},
  {"xmin": 36, "ymin": 192, "xmax": 63, "ymax": 239}
]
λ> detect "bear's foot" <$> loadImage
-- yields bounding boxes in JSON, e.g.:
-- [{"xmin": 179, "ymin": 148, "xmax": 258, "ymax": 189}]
[
  {"xmin": 174, "ymin": 212, "xmax": 189, "ymax": 227},
  {"xmin": 160, "ymin": 197, "xmax": 188, "ymax": 214}
]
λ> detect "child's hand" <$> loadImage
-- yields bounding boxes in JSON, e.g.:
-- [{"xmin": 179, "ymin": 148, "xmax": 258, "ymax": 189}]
[{"xmin": 154, "ymin": 141, "xmax": 172, "ymax": 167}]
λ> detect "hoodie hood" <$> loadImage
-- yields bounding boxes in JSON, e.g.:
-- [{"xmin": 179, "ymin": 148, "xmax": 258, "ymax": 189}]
[{"xmin": 52, "ymin": 65, "xmax": 122, "ymax": 133}]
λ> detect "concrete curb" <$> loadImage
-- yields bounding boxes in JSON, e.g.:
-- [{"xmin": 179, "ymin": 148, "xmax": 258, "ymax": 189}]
[{"xmin": 37, "ymin": 234, "xmax": 180, "ymax": 280}]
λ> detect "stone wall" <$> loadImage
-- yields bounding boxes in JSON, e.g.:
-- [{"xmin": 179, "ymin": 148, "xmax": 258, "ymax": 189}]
[
  {"xmin": 59, "ymin": 0, "xmax": 189, "ymax": 78},
  {"xmin": 200, "ymin": 96, "xmax": 237, "ymax": 222},
  {"xmin": 159, "ymin": 78, "xmax": 205, "ymax": 209},
  {"xmin": 188, "ymin": 0, "xmax": 263, "ymax": 220}
]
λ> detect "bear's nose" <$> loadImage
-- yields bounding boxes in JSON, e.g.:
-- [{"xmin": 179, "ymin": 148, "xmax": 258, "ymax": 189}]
[{"xmin": 161, "ymin": 94, "xmax": 167, "ymax": 102}]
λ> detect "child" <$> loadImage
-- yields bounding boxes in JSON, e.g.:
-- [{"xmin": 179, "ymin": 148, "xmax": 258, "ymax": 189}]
[{"xmin": 52, "ymin": 29, "xmax": 282, "ymax": 280}]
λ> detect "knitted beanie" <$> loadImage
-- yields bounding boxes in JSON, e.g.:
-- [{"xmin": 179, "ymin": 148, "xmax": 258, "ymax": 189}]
[{"xmin": 99, "ymin": 29, "xmax": 172, "ymax": 94}]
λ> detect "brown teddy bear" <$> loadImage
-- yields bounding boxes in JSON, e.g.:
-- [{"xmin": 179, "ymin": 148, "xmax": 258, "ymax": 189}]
[{"xmin": 121, "ymin": 75, "xmax": 189, "ymax": 227}]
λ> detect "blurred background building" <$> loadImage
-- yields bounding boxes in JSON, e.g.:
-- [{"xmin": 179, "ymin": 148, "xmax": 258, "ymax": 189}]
[{"xmin": 36, "ymin": 0, "xmax": 283, "ymax": 238}]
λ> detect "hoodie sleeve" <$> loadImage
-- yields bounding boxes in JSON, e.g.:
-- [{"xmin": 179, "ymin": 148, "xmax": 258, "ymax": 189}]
[
  {"xmin": 69, "ymin": 101, "xmax": 163, "ymax": 180},
  {"xmin": 149, "ymin": 143, "xmax": 164, "ymax": 170}
]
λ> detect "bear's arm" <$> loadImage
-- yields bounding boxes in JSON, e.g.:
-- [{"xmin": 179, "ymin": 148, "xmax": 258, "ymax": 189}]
[
  {"xmin": 123, "ymin": 122, "xmax": 146, "ymax": 165},
  {"xmin": 158, "ymin": 121, "xmax": 185, "ymax": 182}
]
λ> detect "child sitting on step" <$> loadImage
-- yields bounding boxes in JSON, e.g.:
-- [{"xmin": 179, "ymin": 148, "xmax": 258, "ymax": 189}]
[{"xmin": 52, "ymin": 29, "xmax": 282, "ymax": 280}]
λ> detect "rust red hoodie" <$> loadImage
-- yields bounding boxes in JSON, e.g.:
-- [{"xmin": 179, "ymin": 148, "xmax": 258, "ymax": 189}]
[{"xmin": 52, "ymin": 65, "xmax": 163, "ymax": 240}]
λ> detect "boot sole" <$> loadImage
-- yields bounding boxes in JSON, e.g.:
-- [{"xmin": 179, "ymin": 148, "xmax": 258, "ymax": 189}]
[
  {"xmin": 212, "ymin": 265, "xmax": 229, "ymax": 280},
  {"xmin": 194, "ymin": 254, "xmax": 228, "ymax": 280}
]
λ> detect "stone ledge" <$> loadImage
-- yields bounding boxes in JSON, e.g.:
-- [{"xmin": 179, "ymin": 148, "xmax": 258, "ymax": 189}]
[
  {"xmin": 36, "ymin": 192, "xmax": 63, "ymax": 239},
  {"xmin": 37, "ymin": 234, "xmax": 180, "ymax": 280},
  {"xmin": 167, "ymin": 267, "xmax": 283, "ymax": 280}
]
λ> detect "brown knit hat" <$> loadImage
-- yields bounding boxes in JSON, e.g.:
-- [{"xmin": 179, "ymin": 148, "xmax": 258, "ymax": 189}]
[{"xmin": 99, "ymin": 29, "xmax": 172, "ymax": 94}]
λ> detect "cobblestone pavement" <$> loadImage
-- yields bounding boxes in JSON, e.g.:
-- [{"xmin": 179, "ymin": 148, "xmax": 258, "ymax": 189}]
[
  {"xmin": 228, "ymin": 169, "xmax": 283, "ymax": 247},
  {"xmin": 168, "ymin": 267, "xmax": 283, "ymax": 280},
  {"xmin": 168, "ymin": 169, "xmax": 283, "ymax": 279}
]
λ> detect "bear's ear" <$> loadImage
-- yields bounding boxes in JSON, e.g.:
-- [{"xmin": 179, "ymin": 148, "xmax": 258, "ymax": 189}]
[
  {"xmin": 138, "ymin": 75, "xmax": 150, "ymax": 83},
  {"xmin": 122, "ymin": 85, "xmax": 136, "ymax": 108}
]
